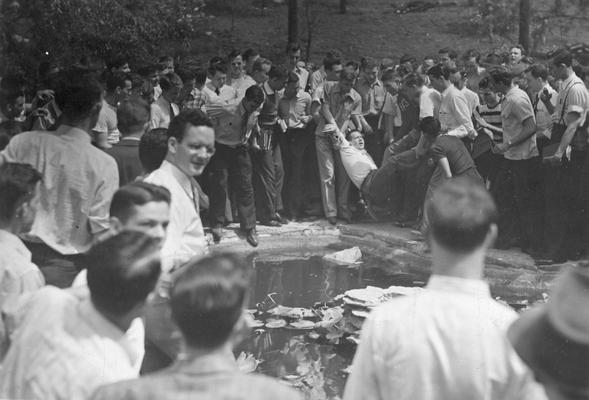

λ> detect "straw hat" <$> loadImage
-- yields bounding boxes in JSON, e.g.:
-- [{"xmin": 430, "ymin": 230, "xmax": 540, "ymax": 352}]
[{"xmin": 508, "ymin": 264, "xmax": 589, "ymax": 397}]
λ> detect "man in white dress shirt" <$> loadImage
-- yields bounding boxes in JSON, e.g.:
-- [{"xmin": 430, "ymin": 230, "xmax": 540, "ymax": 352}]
[
  {"xmin": 0, "ymin": 231, "xmax": 161, "ymax": 400},
  {"xmin": 144, "ymin": 109, "xmax": 215, "ymax": 272},
  {"xmin": 287, "ymin": 43, "xmax": 309, "ymax": 91},
  {"xmin": 343, "ymin": 178, "xmax": 547, "ymax": 400},
  {"xmin": 0, "ymin": 68, "xmax": 119, "ymax": 287}
]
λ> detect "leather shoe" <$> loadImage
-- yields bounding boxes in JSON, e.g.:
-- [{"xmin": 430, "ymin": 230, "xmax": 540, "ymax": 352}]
[
  {"xmin": 327, "ymin": 216, "xmax": 337, "ymax": 225},
  {"xmin": 211, "ymin": 225, "xmax": 223, "ymax": 243},
  {"xmin": 275, "ymin": 213, "xmax": 289, "ymax": 225},
  {"xmin": 259, "ymin": 219, "xmax": 281, "ymax": 227},
  {"xmin": 245, "ymin": 228, "xmax": 258, "ymax": 247}
]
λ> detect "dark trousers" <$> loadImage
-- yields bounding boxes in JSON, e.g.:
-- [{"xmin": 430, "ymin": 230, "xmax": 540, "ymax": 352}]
[
  {"xmin": 282, "ymin": 127, "xmax": 315, "ymax": 217},
  {"xmin": 24, "ymin": 241, "xmax": 85, "ymax": 288},
  {"xmin": 543, "ymin": 150, "xmax": 588, "ymax": 259},
  {"xmin": 474, "ymin": 150, "xmax": 503, "ymax": 188},
  {"xmin": 362, "ymin": 147, "xmax": 421, "ymax": 206},
  {"xmin": 208, "ymin": 143, "xmax": 256, "ymax": 230},
  {"xmin": 251, "ymin": 131, "xmax": 284, "ymax": 222},
  {"xmin": 496, "ymin": 157, "xmax": 543, "ymax": 250},
  {"xmin": 364, "ymin": 115, "xmax": 385, "ymax": 167}
]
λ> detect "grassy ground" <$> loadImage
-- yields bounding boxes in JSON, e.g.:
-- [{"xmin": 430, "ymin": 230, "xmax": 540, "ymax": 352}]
[{"xmin": 180, "ymin": 0, "xmax": 589, "ymax": 66}]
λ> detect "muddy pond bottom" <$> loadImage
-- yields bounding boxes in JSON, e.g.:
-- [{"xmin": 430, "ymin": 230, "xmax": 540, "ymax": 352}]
[{"xmin": 143, "ymin": 250, "xmax": 544, "ymax": 400}]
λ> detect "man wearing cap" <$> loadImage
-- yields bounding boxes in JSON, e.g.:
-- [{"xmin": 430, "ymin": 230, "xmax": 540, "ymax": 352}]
[
  {"xmin": 343, "ymin": 178, "xmax": 547, "ymax": 400},
  {"xmin": 509, "ymin": 264, "xmax": 589, "ymax": 400}
]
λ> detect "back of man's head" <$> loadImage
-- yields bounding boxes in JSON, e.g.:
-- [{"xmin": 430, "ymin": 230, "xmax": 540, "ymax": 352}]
[
  {"xmin": 170, "ymin": 253, "xmax": 249, "ymax": 350},
  {"xmin": 117, "ymin": 97, "xmax": 150, "ymax": 136},
  {"xmin": 109, "ymin": 181, "xmax": 171, "ymax": 224},
  {"xmin": 427, "ymin": 64, "xmax": 457, "ymax": 81},
  {"xmin": 244, "ymin": 84, "xmax": 265, "ymax": 105},
  {"xmin": 86, "ymin": 231, "xmax": 161, "ymax": 315},
  {"xmin": 104, "ymin": 71, "xmax": 127, "ymax": 94},
  {"xmin": 159, "ymin": 72, "xmax": 183, "ymax": 92},
  {"xmin": 139, "ymin": 128, "xmax": 168, "ymax": 173},
  {"xmin": 0, "ymin": 163, "xmax": 42, "ymax": 224},
  {"xmin": 167, "ymin": 108, "xmax": 212, "ymax": 143},
  {"xmin": 54, "ymin": 68, "xmax": 102, "ymax": 122},
  {"xmin": 552, "ymin": 48, "xmax": 574, "ymax": 68},
  {"xmin": 426, "ymin": 177, "xmax": 497, "ymax": 253},
  {"xmin": 489, "ymin": 68, "xmax": 514, "ymax": 88}
]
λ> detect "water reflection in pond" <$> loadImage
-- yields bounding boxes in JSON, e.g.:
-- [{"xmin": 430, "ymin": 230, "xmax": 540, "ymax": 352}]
[{"xmin": 143, "ymin": 252, "xmax": 543, "ymax": 400}]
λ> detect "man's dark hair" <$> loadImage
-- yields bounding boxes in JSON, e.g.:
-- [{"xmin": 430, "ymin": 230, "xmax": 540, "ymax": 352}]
[
  {"xmin": 159, "ymin": 55, "xmax": 174, "ymax": 65},
  {"xmin": 86, "ymin": 231, "xmax": 161, "ymax": 315},
  {"xmin": 137, "ymin": 64, "xmax": 159, "ymax": 78},
  {"xmin": 403, "ymin": 73, "xmax": 425, "ymax": 88},
  {"xmin": 438, "ymin": 47, "xmax": 457, "ymax": 59},
  {"xmin": 54, "ymin": 68, "xmax": 102, "ymax": 120},
  {"xmin": 175, "ymin": 67, "xmax": 195, "ymax": 84},
  {"xmin": 227, "ymin": 49, "xmax": 242, "ymax": 62},
  {"xmin": 489, "ymin": 68, "xmax": 514, "ymax": 87},
  {"xmin": 478, "ymin": 76, "xmax": 492, "ymax": 90},
  {"xmin": 167, "ymin": 108, "xmax": 212, "ymax": 142},
  {"xmin": 527, "ymin": 64, "xmax": 549, "ymax": 81},
  {"xmin": 159, "ymin": 72, "xmax": 183, "ymax": 92},
  {"xmin": 426, "ymin": 64, "xmax": 456, "ymax": 80},
  {"xmin": 511, "ymin": 44, "xmax": 526, "ymax": 56},
  {"xmin": 0, "ymin": 163, "xmax": 42, "ymax": 222},
  {"xmin": 170, "ymin": 253, "xmax": 249, "ymax": 349},
  {"xmin": 244, "ymin": 84, "xmax": 265, "ymax": 105},
  {"xmin": 251, "ymin": 58, "xmax": 271, "ymax": 74},
  {"xmin": 117, "ymin": 97, "xmax": 150, "ymax": 135},
  {"xmin": 426, "ymin": 177, "xmax": 497, "ymax": 253},
  {"xmin": 242, "ymin": 48, "xmax": 259, "ymax": 62},
  {"xmin": 381, "ymin": 69, "xmax": 398, "ymax": 83},
  {"xmin": 464, "ymin": 49, "xmax": 481, "ymax": 63},
  {"xmin": 286, "ymin": 71, "xmax": 300, "ymax": 84},
  {"xmin": 109, "ymin": 181, "xmax": 171, "ymax": 223},
  {"xmin": 346, "ymin": 60, "xmax": 359, "ymax": 71},
  {"xmin": 268, "ymin": 64, "xmax": 288, "ymax": 81},
  {"xmin": 419, "ymin": 116, "xmax": 441, "ymax": 137},
  {"xmin": 400, "ymin": 54, "xmax": 416, "ymax": 65},
  {"xmin": 139, "ymin": 128, "xmax": 168, "ymax": 173},
  {"xmin": 360, "ymin": 56, "xmax": 378, "ymax": 71},
  {"xmin": 127, "ymin": 72, "xmax": 145, "ymax": 90},
  {"xmin": 0, "ymin": 89, "xmax": 23, "ymax": 115},
  {"xmin": 207, "ymin": 62, "xmax": 227, "ymax": 77},
  {"xmin": 105, "ymin": 71, "xmax": 128, "ymax": 93},
  {"xmin": 107, "ymin": 56, "xmax": 127, "ymax": 71},
  {"xmin": 0, "ymin": 120, "xmax": 24, "ymax": 150},
  {"xmin": 340, "ymin": 71, "xmax": 356, "ymax": 83},
  {"xmin": 194, "ymin": 68, "xmax": 207, "ymax": 86},
  {"xmin": 286, "ymin": 42, "xmax": 301, "ymax": 54},
  {"xmin": 324, "ymin": 57, "xmax": 342, "ymax": 72},
  {"xmin": 552, "ymin": 49, "xmax": 574, "ymax": 68}
]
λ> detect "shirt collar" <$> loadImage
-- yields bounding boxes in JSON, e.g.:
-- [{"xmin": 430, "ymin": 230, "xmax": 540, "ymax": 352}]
[
  {"xmin": 0, "ymin": 230, "xmax": 31, "ymax": 259},
  {"xmin": 55, "ymin": 125, "xmax": 92, "ymax": 143},
  {"xmin": 264, "ymin": 81, "xmax": 275, "ymax": 95},
  {"xmin": 173, "ymin": 349, "xmax": 238, "ymax": 376},
  {"xmin": 426, "ymin": 274, "xmax": 491, "ymax": 298},
  {"xmin": 159, "ymin": 160, "xmax": 194, "ymax": 199}
]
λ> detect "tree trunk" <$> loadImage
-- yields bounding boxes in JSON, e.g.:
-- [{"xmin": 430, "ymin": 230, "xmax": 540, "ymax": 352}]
[
  {"xmin": 288, "ymin": 0, "xmax": 298, "ymax": 44},
  {"xmin": 519, "ymin": 0, "xmax": 531, "ymax": 52},
  {"xmin": 340, "ymin": 0, "xmax": 347, "ymax": 14}
]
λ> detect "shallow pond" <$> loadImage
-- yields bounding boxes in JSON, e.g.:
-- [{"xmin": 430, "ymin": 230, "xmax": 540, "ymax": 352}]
[{"xmin": 143, "ymin": 248, "xmax": 544, "ymax": 400}]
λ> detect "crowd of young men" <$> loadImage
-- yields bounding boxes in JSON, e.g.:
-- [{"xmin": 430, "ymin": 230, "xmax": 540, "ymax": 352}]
[{"xmin": 1, "ymin": 42, "xmax": 589, "ymax": 399}]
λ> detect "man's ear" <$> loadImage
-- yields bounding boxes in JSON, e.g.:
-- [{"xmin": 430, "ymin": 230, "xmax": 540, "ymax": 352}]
[
  {"xmin": 168, "ymin": 136, "xmax": 178, "ymax": 155},
  {"xmin": 483, "ymin": 223, "xmax": 498, "ymax": 249},
  {"xmin": 109, "ymin": 216, "xmax": 123, "ymax": 233}
]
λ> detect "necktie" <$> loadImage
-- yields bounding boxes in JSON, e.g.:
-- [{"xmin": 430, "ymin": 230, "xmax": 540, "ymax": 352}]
[{"xmin": 215, "ymin": 87, "xmax": 220, "ymax": 96}]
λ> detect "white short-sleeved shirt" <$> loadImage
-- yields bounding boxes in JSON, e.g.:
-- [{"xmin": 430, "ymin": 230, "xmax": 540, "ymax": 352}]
[
  {"xmin": 439, "ymin": 85, "xmax": 475, "ymax": 138},
  {"xmin": 94, "ymin": 99, "xmax": 120, "ymax": 144},
  {"xmin": 331, "ymin": 129, "xmax": 377, "ymax": 189},
  {"xmin": 419, "ymin": 86, "xmax": 442, "ymax": 120},
  {"xmin": 149, "ymin": 96, "xmax": 180, "ymax": 130},
  {"xmin": 343, "ymin": 275, "xmax": 548, "ymax": 400},
  {"xmin": 501, "ymin": 86, "xmax": 538, "ymax": 160}
]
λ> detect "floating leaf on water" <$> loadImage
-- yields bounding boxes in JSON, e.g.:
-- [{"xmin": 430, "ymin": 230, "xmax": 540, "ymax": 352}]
[
  {"xmin": 249, "ymin": 319, "xmax": 265, "ymax": 329},
  {"xmin": 268, "ymin": 305, "xmax": 316, "ymax": 320},
  {"xmin": 344, "ymin": 286, "xmax": 385, "ymax": 306},
  {"xmin": 351, "ymin": 309, "xmax": 370, "ymax": 318},
  {"xmin": 265, "ymin": 318, "xmax": 287, "ymax": 329},
  {"xmin": 236, "ymin": 351, "xmax": 260, "ymax": 373},
  {"xmin": 323, "ymin": 247, "xmax": 362, "ymax": 265},
  {"xmin": 308, "ymin": 331, "xmax": 320, "ymax": 340},
  {"xmin": 288, "ymin": 320, "xmax": 316, "ymax": 330},
  {"xmin": 315, "ymin": 307, "xmax": 344, "ymax": 329}
]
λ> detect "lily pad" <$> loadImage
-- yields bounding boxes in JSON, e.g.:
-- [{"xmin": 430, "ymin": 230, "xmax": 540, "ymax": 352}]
[
  {"xmin": 265, "ymin": 318, "xmax": 287, "ymax": 329},
  {"xmin": 288, "ymin": 320, "xmax": 316, "ymax": 330}
]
